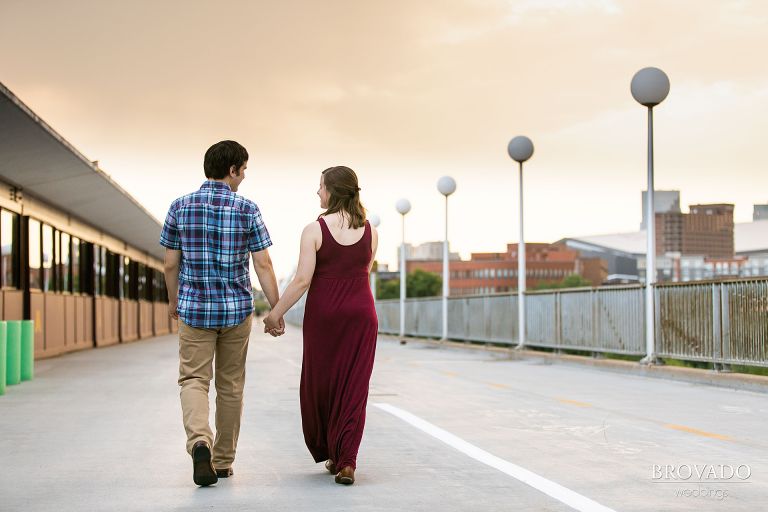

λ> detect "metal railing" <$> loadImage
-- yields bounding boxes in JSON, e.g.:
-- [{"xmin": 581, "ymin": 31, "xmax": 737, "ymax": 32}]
[
  {"xmin": 655, "ymin": 278, "xmax": 768, "ymax": 366},
  {"xmin": 285, "ymin": 277, "xmax": 768, "ymax": 367}
]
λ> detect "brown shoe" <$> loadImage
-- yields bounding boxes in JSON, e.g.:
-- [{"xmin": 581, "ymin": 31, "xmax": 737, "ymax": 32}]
[
  {"xmin": 216, "ymin": 467, "xmax": 233, "ymax": 478},
  {"xmin": 325, "ymin": 460, "xmax": 337, "ymax": 474},
  {"xmin": 191, "ymin": 441, "xmax": 218, "ymax": 487},
  {"xmin": 335, "ymin": 466, "xmax": 355, "ymax": 485}
]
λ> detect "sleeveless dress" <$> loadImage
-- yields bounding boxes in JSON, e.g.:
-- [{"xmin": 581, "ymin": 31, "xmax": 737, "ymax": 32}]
[{"xmin": 300, "ymin": 217, "xmax": 378, "ymax": 471}]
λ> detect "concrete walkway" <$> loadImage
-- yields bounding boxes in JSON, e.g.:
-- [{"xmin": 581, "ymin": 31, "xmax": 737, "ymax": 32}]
[{"xmin": 1, "ymin": 323, "xmax": 766, "ymax": 511}]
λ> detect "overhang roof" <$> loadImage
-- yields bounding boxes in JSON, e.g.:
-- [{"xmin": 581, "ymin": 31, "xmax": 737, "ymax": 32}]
[{"xmin": 0, "ymin": 82, "xmax": 163, "ymax": 261}]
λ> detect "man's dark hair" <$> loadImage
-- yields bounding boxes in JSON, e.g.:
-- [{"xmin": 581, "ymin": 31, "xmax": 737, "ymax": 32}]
[{"xmin": 204, "ymin": 140, "xmax": 249, "ymax": 179}]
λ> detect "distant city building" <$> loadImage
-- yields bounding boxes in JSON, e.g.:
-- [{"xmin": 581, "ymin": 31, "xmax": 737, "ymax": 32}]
[
  {"xmin": 398, "ymin": 241, "xmax": 460, "ymax": 264},
  {"xmin": 374, "ymin": 263, "xmax": 399, "ymax": 282},
  {"xmin": 555, "ymin": 237, "xmax": 640, "ymax": 282},
  {"xmin": 380, "ymin": 197, "xmax": 768, "ymax": 292},
  {"xmin": 734, "ymin": 217, "xmax": 768, "ymax": 278},
  {"xmin": 640, "ymin": 190, "xmax": 680, "ymax": 230},
  {"xmin": 638, "ymin": 254, "xmax": 753, "ymax": 283},
  {"xmin": 753, "ymin": 203, "xmax": 768, "ymax": 221},
  {"xmin": 655, "ymin": 203, "xmax": 734, "ymax": 258},
  {"xmin": 404, "ymin": 243, "xmax": 607, "ymax": 296},
  {"xmin": 566, "ymin": 216, "xmax": 768, "ymax": 283}
]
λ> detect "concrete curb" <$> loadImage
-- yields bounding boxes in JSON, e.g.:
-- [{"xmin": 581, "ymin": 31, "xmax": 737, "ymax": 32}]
[{"xmin": 379, "ymin": 334, "xmax": 768, "ymax": 394}]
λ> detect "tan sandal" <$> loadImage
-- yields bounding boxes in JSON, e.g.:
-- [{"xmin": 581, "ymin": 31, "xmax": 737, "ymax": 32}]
[{"xmin": 335, "ymin": 466, "xmax": 355, "ymax": 485}]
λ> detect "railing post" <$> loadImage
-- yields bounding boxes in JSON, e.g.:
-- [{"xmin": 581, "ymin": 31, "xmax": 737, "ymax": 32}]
[
  {"xmin": 556, "ymin": 291, "xmax": 562, "ymax": 349},
  {"xmin": 646, "ymin": 284, "xmax": 663, "ymax": 364},
  {"xmin": 717, "ymin": 283, "xmax": 732, "ymax": 372},
  {"xmin": 712, "ymin": 283, "xmax": 722, "ymax": 369}
]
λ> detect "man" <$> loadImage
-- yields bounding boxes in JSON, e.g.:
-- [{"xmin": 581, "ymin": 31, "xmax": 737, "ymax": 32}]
[{"xmin": 160, "ymin": 140, "xmax": 284, "ymax": 487}]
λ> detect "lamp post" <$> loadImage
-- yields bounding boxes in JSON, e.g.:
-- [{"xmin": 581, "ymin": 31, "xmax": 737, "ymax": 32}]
[
  {"xmin": 437, "ymin": 176, "xmax": 456, "ymax": 341},
  {"xmin": 631, "ymin": 67, "xmax": 670, "ymax": 365},
  {"xmin": 368, "ymin": 214, "xmax": 381, "ymax": 298},
  {"xmin": 395, "ymin": 199, "xmax": 411, "ymax": 339},
  {"xmin": 507, "ymin": 136, "xmax": 534, "ymax": 348}
]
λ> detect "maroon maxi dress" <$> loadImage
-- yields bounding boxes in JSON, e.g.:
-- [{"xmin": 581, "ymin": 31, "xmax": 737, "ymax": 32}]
[{"xmin": 300, "ymin": 217, "xmax": 378, "ymax": 471}]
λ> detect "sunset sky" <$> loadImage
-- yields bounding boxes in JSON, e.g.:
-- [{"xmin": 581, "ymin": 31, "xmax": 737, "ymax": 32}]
[{"xmin": 2, "ymin": 0, "xmax": 767, "ymax": 279}]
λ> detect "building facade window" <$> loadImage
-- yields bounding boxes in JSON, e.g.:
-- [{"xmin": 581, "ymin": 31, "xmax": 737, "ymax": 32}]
[
  {"xmin": 123, "ymin": 257, "xmax": 132, "ymax": 299},
  {"xmin": 28, "ymin": 219, "xmax": 42, "ymax": 290},
  {"xmin": 137, "ymin": 263, "xmax": 147, "ymax": 300},
  {"xmin": 60, "ymin": 232, "xmax": 71, "ymax": 292},
  {"xmin": 42, "ymin": 224, "xmax": 55, "ymax": 292},
  {"xmin": 71, "ymin": 237, "xmax": 80, "ymax": 293},
  {"xmin": 93, "ymin": 245, "xmax": 102, "ymax": 296},
  {"xmin": 1, "ymin": 210, "xmax": 19, "ymax": 289},
  {"xmin": 100, "ymin": 247, "xmax": 107, "ymax": 295}
]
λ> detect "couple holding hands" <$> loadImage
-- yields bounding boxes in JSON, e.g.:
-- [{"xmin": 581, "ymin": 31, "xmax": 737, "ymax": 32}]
[{"xmin": 161, "ymin": 140, "xmax": 378, "ymax": 487}]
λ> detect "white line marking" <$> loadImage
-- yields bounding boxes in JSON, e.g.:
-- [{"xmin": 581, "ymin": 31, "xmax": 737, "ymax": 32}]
[{"xmin": 373, "ymin": 403, "xmax": 617, "ymax": 512}]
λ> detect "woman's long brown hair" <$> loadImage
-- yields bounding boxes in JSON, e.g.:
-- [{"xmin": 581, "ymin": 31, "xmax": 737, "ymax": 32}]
[{"xmin": 322, "ymin": 166, "xmax": 366, "ymax": 229}]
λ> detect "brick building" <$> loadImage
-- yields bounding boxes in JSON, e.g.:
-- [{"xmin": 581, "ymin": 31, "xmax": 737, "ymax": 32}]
[
  {"xmin": 655, "ymin": 203, "xmax": 734, "ymax": 258},
  {"xmin": 405, "ymin": 242, "xmax": 607, "ymax": 296}
]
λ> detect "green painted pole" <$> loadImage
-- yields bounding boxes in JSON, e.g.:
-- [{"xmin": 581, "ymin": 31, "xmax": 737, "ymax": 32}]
[
  {"xmin": 6, "ymin": 320, "xmax": 21, "ymax": 386},
  {"xmin": 0, "ymin": 322, "xmax": 7, "ymax": 395},
  {"xmin": 21, "ymin": 320, "xmax": 34, "ymax": 381}
]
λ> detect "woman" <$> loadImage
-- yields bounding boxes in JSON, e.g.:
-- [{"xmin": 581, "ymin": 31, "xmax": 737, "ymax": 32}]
[{"xmin": 263, "ymin": 165, "xmax": 379, "ymax": 485}]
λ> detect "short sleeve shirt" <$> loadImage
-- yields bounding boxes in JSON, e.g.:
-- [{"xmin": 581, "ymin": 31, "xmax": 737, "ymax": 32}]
[{"xmin": 160, "ymin": 180, "xmax": 272, "ymax": 328}]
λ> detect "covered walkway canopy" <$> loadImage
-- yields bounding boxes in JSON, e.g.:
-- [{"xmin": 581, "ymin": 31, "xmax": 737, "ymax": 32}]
[{"xmin": 0, "ymin": 81, "xmax": 163, "ymax": 260}]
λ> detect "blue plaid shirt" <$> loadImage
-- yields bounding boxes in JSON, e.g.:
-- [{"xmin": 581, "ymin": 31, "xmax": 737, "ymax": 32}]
[{"xmin": 160, "ymin": 180, "xmax": 272, "ymax": 328}]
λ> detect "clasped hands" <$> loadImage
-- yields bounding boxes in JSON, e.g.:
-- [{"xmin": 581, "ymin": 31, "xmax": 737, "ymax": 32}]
[{"xmin": 263, "ymin": 312, "xmax": 285, "ymax": 337}]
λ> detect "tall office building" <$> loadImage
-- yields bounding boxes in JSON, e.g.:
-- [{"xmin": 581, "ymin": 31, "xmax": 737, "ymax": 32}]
[
  {"xmin": 640, "ymin": 190, "xmax": 681, "ymax": 230},
  {"xmin": 655, "ymin": 203, "xmax": 734, "ymax": 258}
]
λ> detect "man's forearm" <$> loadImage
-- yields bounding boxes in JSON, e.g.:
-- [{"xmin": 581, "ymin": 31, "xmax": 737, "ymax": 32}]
[
  {"xmin": 164, "ymin": 267, "xmax": 179, "ymax": 303},
  {"xmin": 255, "ymin": 267, "xmax": 280, "ymax": 308}
]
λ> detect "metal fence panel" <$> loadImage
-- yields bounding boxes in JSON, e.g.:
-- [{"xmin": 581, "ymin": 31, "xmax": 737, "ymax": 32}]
[
  {"xmin": 593, "ymin": 287, "xmax": 645, "ymax": 354},
  {"xmin": 721, "ymin": 279, "xmax": 768, "ymax": 366},
  {"xmin": 656, "ymin": 283, "xmax": 715, "ymax": 362},
  {"xmin": 447, "ymin": 297, "xmax": 469, "ymax": 339},
  {"xmin": 375, "ymin": 300, "xmax": 399, "ymax": 334},
  {"xmin": 559, "ymin": 290, "xmax": 593, "ymax": 349},
  {"xmin": 405, "ymin": 298, "xmax": 441, "ymax": 338},
  {"xmin": 487, "ymin": 294, "xmax": 517, "ymax": 344},
  {"xmin": 525, "ymin": 293, "xmax": 558, "ymax": 347},
  {"xmin": 466, "ymin": 296, "xmax": 489, "ymax": 341}
]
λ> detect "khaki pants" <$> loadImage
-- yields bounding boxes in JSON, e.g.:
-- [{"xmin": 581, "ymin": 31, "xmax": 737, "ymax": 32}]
[{"xmin": 178, "ymin": 314, "xmax": 252, "ymax": 469}]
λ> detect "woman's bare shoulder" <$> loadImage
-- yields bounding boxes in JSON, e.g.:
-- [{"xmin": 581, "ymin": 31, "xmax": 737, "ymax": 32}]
[{"xmin": 303, "ymin": 220, "xmax": 322, "ymax": 234}]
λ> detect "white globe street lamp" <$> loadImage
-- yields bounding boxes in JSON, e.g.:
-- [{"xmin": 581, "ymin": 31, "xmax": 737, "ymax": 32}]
[
  {"xmin": 395, "ymin": 199, "xmax": 411, "ymax": 339},
  {"xmin": 437, "ymin": 176, "xmax": 456, "ymax": 341},
  {"xmin": 631, "ymin": 67, "xmax": 670, "ymax": 364},
  {"xmin": 508, "ymin": 135, "xmax": 534, "ymax": 349}
]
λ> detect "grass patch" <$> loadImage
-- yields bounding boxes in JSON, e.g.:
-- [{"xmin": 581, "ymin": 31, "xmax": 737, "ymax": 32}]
[
  {"xmin": 604, "ymin": 352, "xmax": 644, "ymax": 363},
  {"xmin": 730, "ymin": 365, "xmax": 768, "ymax": 377}
]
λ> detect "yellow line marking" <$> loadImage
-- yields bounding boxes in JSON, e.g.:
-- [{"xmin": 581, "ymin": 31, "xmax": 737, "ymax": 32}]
[
  {"xmin": 441, "ymin": 371, "xmax": 458, "ymax": 377},
  {"xmin": 557, "ymin": 398, "xmax": 593, "ymax": 408},
  {"xmin": 664, "ymin": 424, "xmax": 731, "ymax": 441},
  {"xmin": 488, "ymin": 383, "xmax": 509, "ymax": 389}
]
